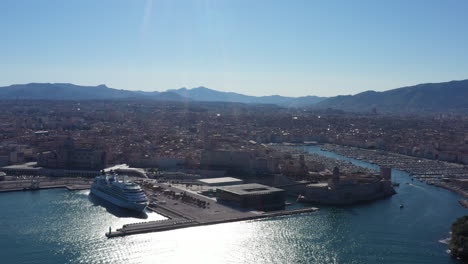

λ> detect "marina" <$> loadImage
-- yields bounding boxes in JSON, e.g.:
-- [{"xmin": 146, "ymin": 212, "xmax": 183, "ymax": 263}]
[
  {"xmin": 319, "ymin": 144, "xmax": 468, "ymax": 184},
  {"xmin": 316, "ymin": 144, "xmax": 468, "ymax": 203},
  {"xmin": 272, "ymin": 144, "xmax": 378, "ymax": 174},
  {"xmin": 275, "ymin": 143, "xmax": 468, "ymax": 205}
]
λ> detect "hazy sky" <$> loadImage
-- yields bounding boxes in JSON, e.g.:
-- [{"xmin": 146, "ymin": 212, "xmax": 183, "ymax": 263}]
[{"xmin": 1, "ymin": 0, "xmax": 468, "ymax": 97}]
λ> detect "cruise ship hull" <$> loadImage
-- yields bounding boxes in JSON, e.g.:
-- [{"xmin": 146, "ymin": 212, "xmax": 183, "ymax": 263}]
[{"xmin": 90, "ymin": 186, "xmax": 147, "ymax": 212}]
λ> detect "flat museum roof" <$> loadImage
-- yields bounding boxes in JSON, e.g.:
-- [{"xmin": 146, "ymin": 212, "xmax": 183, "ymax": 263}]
[
  {"xmin": 217, "ymin": 183, "xmax": 284, "ymax": 195},
  {"xmin": 198, "ymin": 177, "xmax": 243, "ymax": 185},
  {"xmin": 307, "ymin": 183, "xmax": 329, "ymax": 188}
]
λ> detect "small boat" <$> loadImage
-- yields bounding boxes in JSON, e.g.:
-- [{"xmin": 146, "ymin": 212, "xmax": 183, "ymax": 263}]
[
  {"xmin": 296, "ymin": 194, "xmax": 306, "ymax": 202},
  {"xmin": 400, "ymin": 204, "xmax": 404, "ymax": 209}
]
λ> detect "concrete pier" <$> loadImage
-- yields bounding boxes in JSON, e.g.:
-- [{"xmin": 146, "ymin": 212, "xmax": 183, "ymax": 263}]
[
  {"xmin": 0, "ymin": 177, "xmax": 92, "ymax": 193},
  {"xmin": 0, "ymin": 184, "xmax": 90, "ymax": 193},
  {"xmin": 106, "ymin": 207, "xmax": 319, "ymax": 238},
  {"xmin": 103, "ymin": 180, "xmax": 320, "ymax": 238}
]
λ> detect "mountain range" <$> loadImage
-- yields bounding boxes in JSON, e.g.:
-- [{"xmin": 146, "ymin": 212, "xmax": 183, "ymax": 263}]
[
  {"xmin": 0, "ymin": 83, "xmax": 326, "ymax": 107},
  {"xmin": 313, "ymin": 79, "xmax": 468, "ymax": 113},
  {"xmin": 0, "ymin": 83, "xmax": 183, "ymax": 101},
  {"xmin": 0, "ymin": 79, "xmax": 467, "ymax": 113},
  {"xmin": 167, "ymin": 87, "xmax": 326, "ymax": 107}
]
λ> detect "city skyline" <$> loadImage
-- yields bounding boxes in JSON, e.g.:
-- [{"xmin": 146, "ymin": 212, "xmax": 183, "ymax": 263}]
[{"xmin": 2, "ymin": 0, "xmax": 468, "ymax": 96}]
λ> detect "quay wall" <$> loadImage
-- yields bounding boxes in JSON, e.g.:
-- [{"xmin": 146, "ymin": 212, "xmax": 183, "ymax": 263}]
[
  {"xmin": 107, "ymin": 207, "xmax": 319, "ymax": 238},
  {"xmin": 0, "ymin": 184, "xmax": 90, "ymax": 193}
]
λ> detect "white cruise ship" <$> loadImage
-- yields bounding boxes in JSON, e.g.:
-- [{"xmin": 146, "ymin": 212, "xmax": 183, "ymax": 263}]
[{"xmin": 90, "ymin": 175, "xmax": 148, "ymax": 212}]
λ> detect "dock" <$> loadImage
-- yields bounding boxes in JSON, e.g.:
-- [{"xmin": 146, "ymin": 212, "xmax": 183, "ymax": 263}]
[
  {"xmin": 104, "ymin": 180, "xmax": 319, "ymax": 238},
  {"xmin": 106, "ymin": 206, "xmax": 319, "ymax": 238},
  {"xmin": 0, "ymin": 181, "xmax": 91, "ymax": 193},
  {"xmin": 0, "ymin": 184, "xmax": 91, "ymax": 193}
]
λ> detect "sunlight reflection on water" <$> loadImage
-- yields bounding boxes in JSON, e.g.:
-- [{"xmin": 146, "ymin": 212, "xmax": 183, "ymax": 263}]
[{"xmin": 0, "ymin": 147, "xmax": 466, "ymax": 264}]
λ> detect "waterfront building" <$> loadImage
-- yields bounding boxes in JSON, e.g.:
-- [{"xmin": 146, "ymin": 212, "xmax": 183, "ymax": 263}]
[
  {"xmin": 302, "ymin": 168, "xmax": 395, "ymax": 205},
  {"xmin": 216, "ymin": 183, "xmax": 286, "ymax": 210},
  {"xmin": 1, "ymin": 162, "xmax": 101, "ymax": 177},
  {"xmin": 37, "ymin": 138, "xmax": 106, "ymax": 170},
  {"xmin": 198, "ymin": 177, "xmax": 243, "ymax": 186}
]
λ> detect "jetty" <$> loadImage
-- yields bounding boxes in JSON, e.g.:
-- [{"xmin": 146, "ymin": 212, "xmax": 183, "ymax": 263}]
[
  {"xmin": 105, "ymin": 181, "xmax": 319, "ymax": 238},
  {"xmin": 0, "ymin": 176, "xmax": 92, "ymax": 193},
  {"xmin": 106, "ymin": 206, "xmax": 319, "ymax": 238}
]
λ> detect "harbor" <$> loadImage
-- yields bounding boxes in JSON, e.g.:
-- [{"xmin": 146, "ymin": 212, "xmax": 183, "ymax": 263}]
[
  {"xmin": 272, "ymin": 144, "xmax": 378, "ymax": 173},
  {"xmin": 318, "ymin": 144, "xmax": 468, "ymax": 184},
  {"xmin": 0, "ymin": 174, "xmax": 321, "ymax": 238},
  {"xmin": 4, "ymin": 141, "xmax": 467, "ymax": 243},
  {"xmin": 276, "ymin": 143, "xmax": 468, "ymax": 206},
  {"xmin": 317, "ymin": 144, "xmax": 468, "ymax": 205},
  {"xmin": 0, "ymin": 147, "xmax": 467, "ymax": 263},
  {"xmin": 1, "ymin": 162, "xmax": 466, "ymax": 263},
  {"xmin": 106, "ymin": 181, "xmax": 319, "ymax": 238}
]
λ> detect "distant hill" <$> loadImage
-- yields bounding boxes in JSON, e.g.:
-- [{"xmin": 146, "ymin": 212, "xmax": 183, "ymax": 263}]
[
  {"xmin": 168, "ymin": 86, "xmax": 326, "ymax": 107},
  {"xmin": 2, "ymin": 80, "xmax": 467, "ymax": 113},
  {"xmin": 0, "ymin": 83, "xmax": 184, "ymax": 101},
  {"xmin": 313, "ymin": 79, "xmax": 468, "ymax": 113},
  {"xmin": 0, "ymin": 83, "xmax": 326, "ymax": 107}
]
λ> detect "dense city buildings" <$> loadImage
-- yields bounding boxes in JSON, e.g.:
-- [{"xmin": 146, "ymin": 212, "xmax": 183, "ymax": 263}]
[
  {"xmin": 0, "ymin": 100, "xmax": 467, "ymax": 197},
  {"xmin": 37, "ymin": 138, "xmax": 106, "ymax": 170},
  {"xmin": 0, "ymin": 100, "xmax": 466, "ymax": 168}
]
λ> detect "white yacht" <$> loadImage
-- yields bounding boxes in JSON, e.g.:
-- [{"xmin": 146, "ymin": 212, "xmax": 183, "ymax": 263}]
[{"xmin": 90, "ymin": 175, "xmax": 148, "ymax": 212}]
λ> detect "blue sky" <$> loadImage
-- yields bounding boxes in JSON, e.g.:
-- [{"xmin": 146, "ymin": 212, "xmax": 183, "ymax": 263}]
[{"xmin": 1, "ymin": 0, "xmax": 468, "ymax": 97}]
